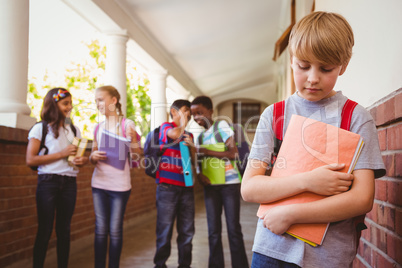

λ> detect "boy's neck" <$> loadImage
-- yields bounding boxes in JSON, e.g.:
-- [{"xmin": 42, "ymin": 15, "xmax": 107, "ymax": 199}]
[{"xmin": 205, "ymin": 118, "xmax": 214, "ymax": 130}]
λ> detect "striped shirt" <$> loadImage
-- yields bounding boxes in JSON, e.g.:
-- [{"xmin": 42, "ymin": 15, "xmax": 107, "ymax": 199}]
[{"xmin": 157, "ymin": 122, "xmax": 193, "ymax": 186}]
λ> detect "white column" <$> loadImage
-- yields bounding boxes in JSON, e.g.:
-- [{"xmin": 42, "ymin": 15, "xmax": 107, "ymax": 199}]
[
  {"xmin": 104, "ymin": 32, "xmax": 129, "ymax": 116},
  {"xmin": 0, "ymin": 0, "xmax": 36, "ymax": 129},
  {"xmin": 149, "ymin": 70, "xmax": 168, "ymax": 130}
]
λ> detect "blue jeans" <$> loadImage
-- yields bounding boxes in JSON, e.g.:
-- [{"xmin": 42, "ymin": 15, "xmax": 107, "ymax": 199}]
[
  {"xmin": 204, "ymin": 183, "xmax": 249, "ymax": 268},
  {"xmin": 33, "ymin": 174, "xmax": 77, "ymax": 268},
  {"xmin": 92, "ymin": 187, "xmax": 131, "ymax": 268},
  {"xmin": 251, "ymin": 252, "xmax": 300, "ymax": 268},
  {"xmin": 154, "ymin": 183, "xmax": 195, "ymax": 268}
]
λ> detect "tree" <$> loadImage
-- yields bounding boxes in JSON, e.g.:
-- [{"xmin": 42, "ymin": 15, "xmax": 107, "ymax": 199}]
[{"xmin": 27, "ymin": 40, "xmax": 151, "ymax": 141}]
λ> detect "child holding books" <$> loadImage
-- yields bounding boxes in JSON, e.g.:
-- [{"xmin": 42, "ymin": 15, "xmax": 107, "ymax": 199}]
[
  {"xmin": 153, "ymin": 99, "xmax": 195, "ymax": 268},
  {"xmin": 89, "ymin": 85, "xmax": 140, "ymax": 268},
  {"xmin": 241, "ymin": 12, "xmax": 385, "ymax": 267},
  {"xmin": 191, "ymin": 96, "xmax": 249, "ymax": 268},
  {"xmin": 26, "ymin": 88, "xmax": 88, "ymax": 268}
]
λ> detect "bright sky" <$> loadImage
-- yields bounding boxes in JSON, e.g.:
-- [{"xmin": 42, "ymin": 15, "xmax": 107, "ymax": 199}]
[{"xmin": 28, "ymin": 0, "xmax": 100, "ymax": 81}]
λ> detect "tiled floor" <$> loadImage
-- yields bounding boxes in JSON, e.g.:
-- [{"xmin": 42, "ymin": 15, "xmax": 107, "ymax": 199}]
[{"xmin": 53, "ymin": 194, "xmax": 258, "ymax": 268}]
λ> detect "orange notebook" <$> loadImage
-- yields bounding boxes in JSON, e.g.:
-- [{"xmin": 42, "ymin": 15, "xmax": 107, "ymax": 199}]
[{"xmin": 257, "ymin": 114, "xmax": 364, "ymax": 246}]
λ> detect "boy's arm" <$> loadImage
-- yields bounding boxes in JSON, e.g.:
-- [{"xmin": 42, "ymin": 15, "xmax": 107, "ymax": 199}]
[
  {"xmin": 166, "ymin": 116, "xmax": 189, "ymax": 141},
  {"xmin": 241, "ymin": 159, "xmax": 353, "ymax": 204},
  {"xmin": 261, "ymin": 169, "xmax": 374, "ymax": 234},
  {"xmin": 198, "ymin": 136, "xmax": 238, "ymax": 160}
]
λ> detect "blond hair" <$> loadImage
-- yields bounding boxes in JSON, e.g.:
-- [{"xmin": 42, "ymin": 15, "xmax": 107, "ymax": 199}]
[
  {"xmin": 288, "ymin": 11, "xmax": 354, "ymax": 66},
  {"xmin": 95, "ymin": 85, "xmax": 124, "ymax": 117}
]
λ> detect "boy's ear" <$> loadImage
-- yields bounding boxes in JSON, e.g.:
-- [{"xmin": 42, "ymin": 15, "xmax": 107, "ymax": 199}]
[
  {"xmin": 339, "ymin": 61, "xmax": 349, "ymax": 76},
  {"xmin": 170, "ymin": 107, "xmax": 177, "ymax": 118}
]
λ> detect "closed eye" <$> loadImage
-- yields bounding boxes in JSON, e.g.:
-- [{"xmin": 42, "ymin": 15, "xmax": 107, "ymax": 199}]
[
  {"xmin": 298, "ymin": 64, "xmax": 310, "ymax": 70},
  {"xmin": 321, "ymin": 67, "xmax": 335, "ymax": 73}
]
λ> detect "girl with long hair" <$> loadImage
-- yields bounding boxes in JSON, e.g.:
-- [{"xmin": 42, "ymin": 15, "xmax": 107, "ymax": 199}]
[
  {"xmin": 26, "ymin": 87, "xmax": 88, "ymax": 268},
  {"xmin": 89, "ymin": 85, "xmax": 141, "ymax": 268}
]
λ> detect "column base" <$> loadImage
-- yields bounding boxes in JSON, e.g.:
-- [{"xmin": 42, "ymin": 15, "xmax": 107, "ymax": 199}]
[{"xmin": 0, "ymin": 113, "xmax": 37, "ymax": 130}]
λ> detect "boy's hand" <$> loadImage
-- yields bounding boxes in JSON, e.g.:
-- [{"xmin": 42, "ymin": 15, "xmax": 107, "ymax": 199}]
[
  {"xmin": 307, "ymin": 164, "xmax": 354, "ymax": 196},
  {"xmin": 197, "ymin": 173, "xmax": 211, "ymax": 186},
  {"xmin": 183, "ymin": 134, "xmax": 194, "ymax": 147},
  {"xmin": 262, "ymin": 205, "xmax": 294, "ymax": 235},
  {"xmin": 197, "ymin": 147, "xmax": 208, "ymax": 158}
]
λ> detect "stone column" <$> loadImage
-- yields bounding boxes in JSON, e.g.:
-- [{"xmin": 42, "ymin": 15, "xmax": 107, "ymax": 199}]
[
  {"xmin": 104, "ymin": 32, "xmax": 129, "ymax": 116},
  {"xmin": 0, "ymin": 0, "xmax": 36, "ymax": 129},
  {"xmin": 149, "ymin": 70, "xmax": 168, "ymax": 130}
]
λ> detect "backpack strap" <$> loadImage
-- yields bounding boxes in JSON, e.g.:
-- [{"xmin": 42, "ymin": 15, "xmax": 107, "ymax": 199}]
[
  {"xmin": 339, "ymin": 99, "xmax": 366, "ymax": 248},
  {"xmin": 121, "ymin": 117, "xmax": 127, "ymax": 138},
  {"xmin": 70, "ymin": 123, "xmax": 77, "ymax": 136},
  {"xmin": 271, "ymin": 100, "xmax": 285, "ymax": 166},
  {"xmin": 198, "ymin": 131, "xmax": 204, "ymax": 145},
  {"xmin": 213, "ymin": 120, "xmax": 225, "ymax": 143},
  {"xmin": 94, "ymin": 123, "xmax": 100, "ymax": 142},
  {"xmin": 340, "ymin": 99, "xmax": 358, "ymax": 131},
  {"xmin": 273, "ymin": 100, "xmax": 285, "ymax": 141},
  {"xmin": 40, "ymin": 121, "xmax": 49, "ymax": 155}
]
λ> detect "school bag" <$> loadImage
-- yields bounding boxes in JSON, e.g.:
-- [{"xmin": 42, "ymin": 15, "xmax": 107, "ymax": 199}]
[
  {"xmin": 29, "ymin": 121, "xmax": 77, "ymax": 171},
  {"xmin": 270, "ymin": 98, "xmax": 366, "ymax": 249},
  {"xmin": 143, "ymin": 126, "xmax": 168, "ymax": 178},
  {"xmin": 94, "ymin": 117, "xmax": 141, "ymax": 168},
  {"xmin": 197, "ymin": 120, "xmax": 250, "ymax": 176}
]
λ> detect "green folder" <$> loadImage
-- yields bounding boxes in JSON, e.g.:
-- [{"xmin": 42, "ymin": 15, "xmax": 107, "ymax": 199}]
[{"xmin": 200, "ymin": 143, "xmax": 226, "ymax": 184}]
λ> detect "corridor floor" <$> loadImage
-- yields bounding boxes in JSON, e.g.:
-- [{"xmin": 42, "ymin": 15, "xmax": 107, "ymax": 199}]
[{"xmin": 67, "ymin": 195, "xmax": 259, "ymax": 268}]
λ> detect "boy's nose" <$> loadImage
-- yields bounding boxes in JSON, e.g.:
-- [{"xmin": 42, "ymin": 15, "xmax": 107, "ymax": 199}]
[{"xmin": 307, "ymin": 70, "xmax": 319, "ymax": 84}]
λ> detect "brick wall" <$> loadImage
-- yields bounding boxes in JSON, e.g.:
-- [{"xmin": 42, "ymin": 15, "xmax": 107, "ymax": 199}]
[
  {"xmin": 0, "ymin": 126, "xmax": 158, "ymax": 267},
  {"xmin": 353, "ymin": 88, "xmax": 402, "ymax": 268}
]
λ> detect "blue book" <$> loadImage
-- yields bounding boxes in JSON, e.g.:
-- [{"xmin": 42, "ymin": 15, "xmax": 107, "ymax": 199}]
[
  {"xmin": 179, "ymin": 141, "xmax": 194, "ymax": 187},
  {"xmin": 99, "ymin": 129, "xmax": 130, "ymax": 170}
]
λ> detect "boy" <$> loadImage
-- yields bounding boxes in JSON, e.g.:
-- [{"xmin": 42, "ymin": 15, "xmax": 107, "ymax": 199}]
[
  {"xmin": 191, "ymin": 96, "xmax": 249, "ymax": 268},
  {"xmin": 241, "ymin": 12, "xmax": 385, "ymax": 267},
  {"xmin": 153, "ymin": 99, "xmax": 195, "ymax": 268}
]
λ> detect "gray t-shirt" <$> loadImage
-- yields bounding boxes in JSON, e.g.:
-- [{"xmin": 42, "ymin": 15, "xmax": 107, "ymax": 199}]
[{"xmin": 249, "ymin": 91, "xmax": 385, "ymax": 267}]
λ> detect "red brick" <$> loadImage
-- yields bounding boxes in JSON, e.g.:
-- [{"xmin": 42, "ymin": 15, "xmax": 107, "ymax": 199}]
[
  {"xmin": 0, "ymin": 143, "xmax": 27, "ymax": 155},
  {"xmin": 362, "ymin": 221, "xmax": 372, "ymax": 241},
  {"xmin": 388, "ymin": 180, "xmax": 402, "ymax": 207},
  {"xmin": 396, "ymin": 91, "xmax": 402, "ymax": 119},
  {"xmin": 387, "ymin": 233, "xmax": 402, "ymax": 264},
  {"xmin": 386, "ymin": 206, "xmax": 395, "ymax": 231},
  {"xmin": 352, "ymin": 257, "xmax": 368, "ymax": 268},
  {"xmin": 362, "ymin": 240, "xmax": 373, "ymax": 265},
  {"xmin": 377, "ymin": 129, "xmax": 387, "ymax": 151},
  {"xmin": 396, "ymin": 208, "xmax": 402, "ymax": 237},
  {"xmin": 375, "ymin": 102, "xmax": 387, "ymax": 126},
  {"xmin": 388, "ymin": 123, "xmax": 402, "ymax": 150},
  {"xmin": 370, "ymin": 106, "xmax": 377, "ymax": 125},
  {"xmin": 377, "ymin": 204, "xmax": 386, "ymax": 228},
  {"xmin": 396, "ymin": 153, "xmax": 402, "ymax": 178},
  {"xmin": 375, "ymin": 179, "xmax": 387, "ymax": 201},
  {"xmin": 383, "ymin": 155, "xmax": 395, "ymax": 177},
  {"xmin": 367, "ymin": 202, "xmax": 378, "ymax": 222},
  {"xmin": 374, "ymin": 250, "xmax": 395, "ymax": 268}
]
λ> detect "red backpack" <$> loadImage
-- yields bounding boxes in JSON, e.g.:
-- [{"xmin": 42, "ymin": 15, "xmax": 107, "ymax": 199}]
[{"xmin": 271, "ymin": 99, "xmax": 365, "ymax": 250}]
